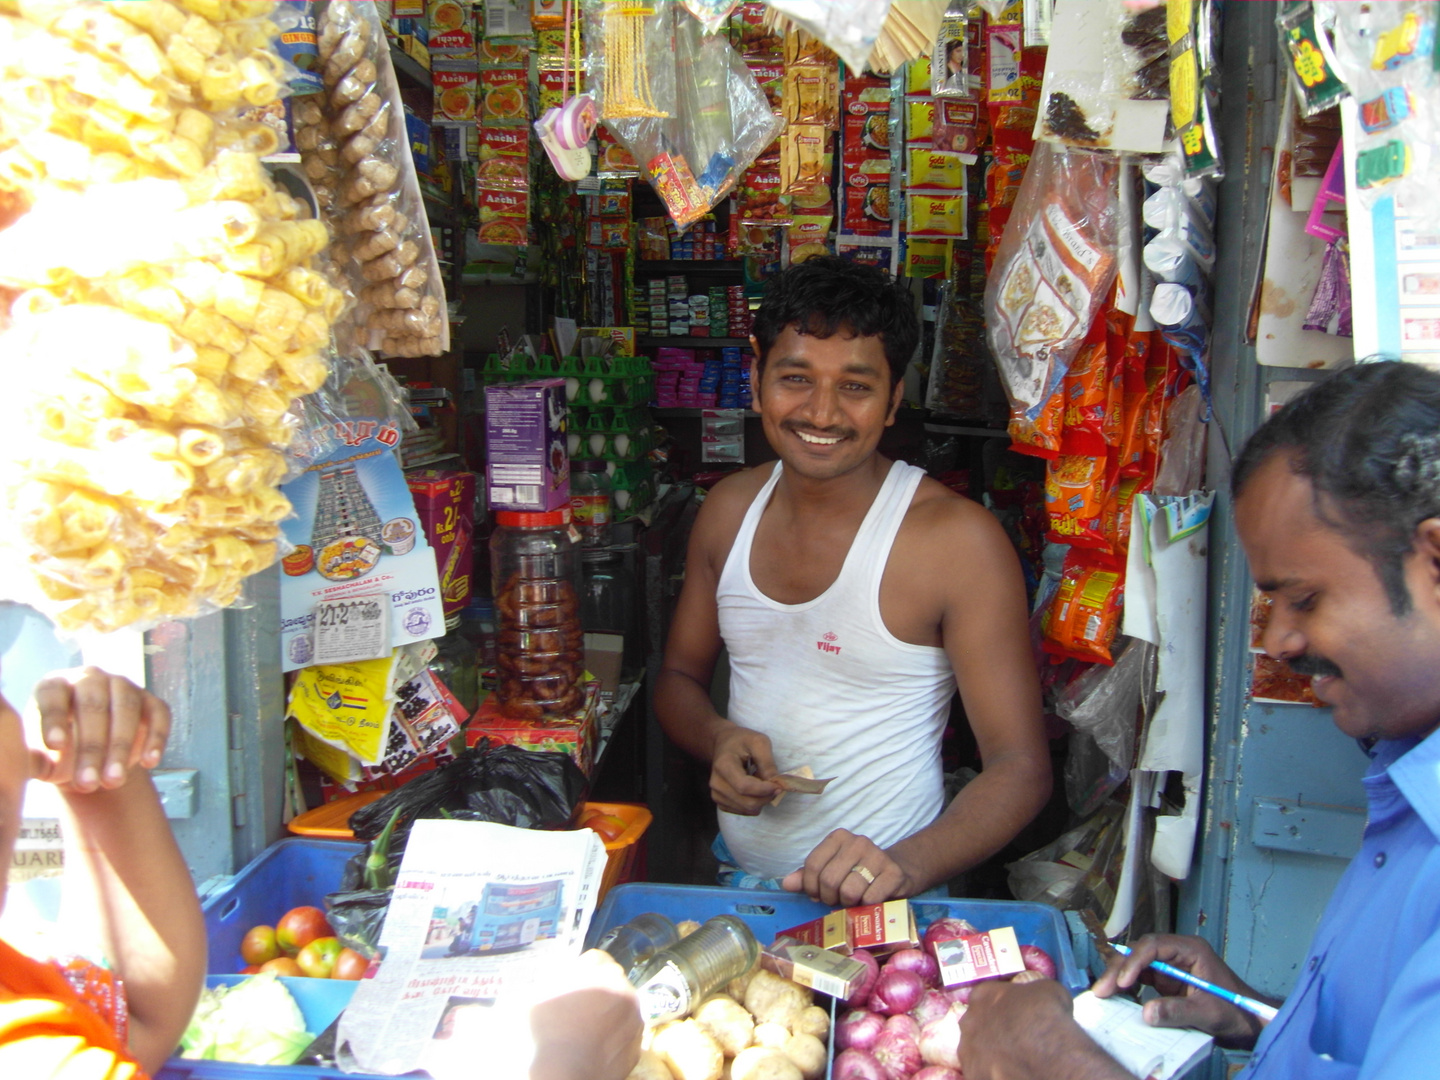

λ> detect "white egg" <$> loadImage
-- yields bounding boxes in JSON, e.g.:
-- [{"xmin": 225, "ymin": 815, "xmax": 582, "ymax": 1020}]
[
  {"xmin": 567, "ymin": 432, "xmax": 581, "ymax": 456},
  {"xmin": 589, "ymin": 433, "xmax": 606, "ymax": 455},
  {"xmin": 565, "ymin": 377, "xmax": 580, "ymax": 401},
  {"xmin": 614, "ymin": 433, "xmax": 630, "ymax": 456},
  {"xmin": 614, "ymin": 489, "xmax": 631, "ymax": 510},
  {"xmin": 588, "ymin": 377, "xmax": 606, "ymax": 403}
]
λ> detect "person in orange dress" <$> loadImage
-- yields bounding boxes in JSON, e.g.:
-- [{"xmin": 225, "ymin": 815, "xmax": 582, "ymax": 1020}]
[{"xmin": 0, "ymin": 667, "xmax": 205, "ymax": 1079}]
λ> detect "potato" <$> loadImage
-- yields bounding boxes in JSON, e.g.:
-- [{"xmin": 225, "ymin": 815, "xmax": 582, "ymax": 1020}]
[
  {"xmin": 781, "ymin": 1033, "xmax": 826, "ymax": 1080},
  {"xmin": 790, "ymin": 1005, "xmax": 829, "ymax": 1040},
  {"xmin": 743, "ymin": 970, "xmax": 811, "ymax": 1030},
  {"xmin": 730, "ymin": 1046, "xmax": 803, "ymax": 1080},
  {"xmin": 653, "ymin": 1019, "xmax": 724, "ymax": 1080},
  {"xmin": 752, "ymin": 1022, "xmax": 790, "ymax": 1050},
  {"xmin": 627, "ymin": 1048, "xmax": 676, "ymax": 1080},
  {"xmin": 694, "ymin": 994, "xmax": 755, "ymax": 1058},
  {"xmin": 727, "ymin": 955, "xmax": 763, "ymax": 1002}
]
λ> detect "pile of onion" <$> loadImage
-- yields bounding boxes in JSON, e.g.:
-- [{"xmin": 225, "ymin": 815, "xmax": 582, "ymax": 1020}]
[{"xmin": 831, "ymin": 921, "xmax": 1058, "ymax": 1080}]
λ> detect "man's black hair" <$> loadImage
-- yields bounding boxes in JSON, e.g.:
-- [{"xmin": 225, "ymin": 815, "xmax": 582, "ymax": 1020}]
[
  {"xmin": 1232, "ymin": 360, "xmax": 1440, "ymax": 615},
  {"xmin": 751, "ymin": 255, "xmax": 918, "ymax": 389}
]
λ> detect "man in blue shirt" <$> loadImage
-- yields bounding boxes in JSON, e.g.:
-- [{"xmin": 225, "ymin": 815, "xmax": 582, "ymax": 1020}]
[{"xmin": 961, "ymin": 360, "xmax": 1440, "ymax": 1080}]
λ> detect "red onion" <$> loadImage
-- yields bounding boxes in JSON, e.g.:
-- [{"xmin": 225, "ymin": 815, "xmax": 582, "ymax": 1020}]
[
  {"xmin": 910, "ymin": 988, "xmax": 952, "ymax": 1027},
  {"xmin": 1020, "ymin": 944, "xmax": 1057, "ymax": 980},
  {"xmin": 886, "ymin": 947, "xmax": 941, "ymax": 987},
  {"xmin": 873, "ymin": 1028, "xmax": 923, "ymax": 1080},
  {"xmin": 847, "ymin": 947, "xmax": 881, "ymax": 1008},
  {"xmin": 1011, "ymin": 968, "xmax": 1046, "ymax": 984},
  {"xmin": 922, "ymin": 917, "xmax": 977, "ymax": 953},
  {"xmin": 913, "ymin": 1068, "xmax": 963, "ymax": 1080},
  {"xmin": 836, "ymin": 1009, "xmax": 886, "ymax": 1052},
  {"xmin": 919, "ymin": 1012, "xmax": 963, "ymax": 1070},
  {"xmin": 885, "ymin": 1013, "xmax": 920, "ymax": 1041},
  {"xmin": 945, "ymin": 983, "xmax": 974, "ymax": 1006},
  {"xmin": 870, "ymin": 967, "xmax": 925, "ymax": 1016},
  {"xmin": 834, "ymin": 1048, "xmax": 887, "ymax": 1080}
]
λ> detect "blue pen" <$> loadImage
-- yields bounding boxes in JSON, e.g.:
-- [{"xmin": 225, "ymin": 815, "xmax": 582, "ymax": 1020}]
[{"xmin": 1110, "ymin": 942, "xmax": 1279, "ymax": 1023}]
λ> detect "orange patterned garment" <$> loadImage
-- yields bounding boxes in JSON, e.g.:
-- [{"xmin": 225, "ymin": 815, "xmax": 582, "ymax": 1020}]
[{"xmin": 0, "ymin": 939, "xmax": 143, "ymax": 1080}]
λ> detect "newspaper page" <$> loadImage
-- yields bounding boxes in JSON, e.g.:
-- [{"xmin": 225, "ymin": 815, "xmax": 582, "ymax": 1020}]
[{"xmin": 336, "ymin": 819, "xmax": 607, "ymax": 1075}]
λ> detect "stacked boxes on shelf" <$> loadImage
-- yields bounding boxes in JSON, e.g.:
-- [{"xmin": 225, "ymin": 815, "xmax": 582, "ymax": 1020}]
[
  {"xmin": 636, "ymin": 216, "xmax": 727, "ymax": 261},
  {"xmin": 652, "ymin": 348, "xmax": 751, "ymax": 410}
]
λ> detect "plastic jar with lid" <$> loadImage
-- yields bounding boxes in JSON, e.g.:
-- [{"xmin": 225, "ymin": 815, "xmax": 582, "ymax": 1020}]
[
  {"xmin": 490, "ymin": 508, "xmax": 584, "ymax": 720},
  {"xmin": 570, "ymin": 459, "xmax": 613, "ymax": 548}
]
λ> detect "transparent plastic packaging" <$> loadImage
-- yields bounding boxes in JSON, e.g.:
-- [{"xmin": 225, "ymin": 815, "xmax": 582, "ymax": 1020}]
[
  {"xmin": 984, "ymin": 142, "xmax": 1120, "ymax": 420},
  {"xmin": 0, "ymin": 1, "xmax": 346, "ymax": 635},
  {"xmin": 589, "ymin": 4, "xmax": 782, "ymax": 230},
  {"xmin": 307, "ymin": 0, "xmax": 449, "ymax": 357},
  {"xmin": 490, "ymin": 509, "xmax": 585, "ymax": 720}
]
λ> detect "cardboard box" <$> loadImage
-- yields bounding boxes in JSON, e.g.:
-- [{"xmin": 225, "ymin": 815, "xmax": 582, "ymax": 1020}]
[
  {"xmin": 933, "ymin": 927, "xmax": 1024, "ymax": 988},
  {"xmin": 406, "ymin": 470, "xmax": 476, "ymax": 618},
  {"xmin": 848, "ymin": 900, "xmax": 919, "ymax": 955},
  {"xmin": 584, "ymin": 632, "xmax": 624, "ymax": 702},
  {"xmin": 466, "ymin": 685, "xmax": 599, "ymax": 775},
  {"xmin": 485, "ymin": 379, "xmax": 570, "ymax": 512},
  {"xmin": 762, "ymin": 940, "xmax": 870, "ymax": 1000},
  {"xmin": 776, "ymin": 910, "xmax": 851, "ymax": 953}
]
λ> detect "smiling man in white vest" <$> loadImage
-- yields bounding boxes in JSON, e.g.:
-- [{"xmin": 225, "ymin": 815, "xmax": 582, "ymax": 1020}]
[{"xmin": 656, "ymin": 256, "xmax": 1052, "ymax": 905}]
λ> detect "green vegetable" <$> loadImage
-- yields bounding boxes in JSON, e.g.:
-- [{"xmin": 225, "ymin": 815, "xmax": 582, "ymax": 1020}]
[
  {"xmin": 179, "ymin": 973, "xmax": 314, "ymax": 1066},
  {"xmin": 364, "ymin": 806, "xmax": 404, "ymax": 891}
]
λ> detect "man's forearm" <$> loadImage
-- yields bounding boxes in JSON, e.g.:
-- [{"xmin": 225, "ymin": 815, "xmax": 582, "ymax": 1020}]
[
  {"xmin": 654, "ymin": 667, "xmax": 734, "ymax": 762},
  {"xmin": 888, "ymin": 750, "xmax": 1051, "ymax": 893},
  {"xmin": 59, "ymin": 772, "xmax": 206, "ymax": 1071}
]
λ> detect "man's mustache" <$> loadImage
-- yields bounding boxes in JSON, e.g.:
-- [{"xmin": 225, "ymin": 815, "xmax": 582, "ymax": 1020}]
[
  {"xmin": 781, "ymin": 420, "xmax": 856, "ymax": 439},
  {"xmin": 1287, "ymin": 654, "xmax": 1342, "ymax": 680}
]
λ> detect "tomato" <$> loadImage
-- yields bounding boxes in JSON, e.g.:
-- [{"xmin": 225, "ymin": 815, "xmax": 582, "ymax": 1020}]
[
  {"xmin": 584, "ymin": 813, "xmax": 628, "ymax": 843},
  {"xmin": 333, "ymin": 947, "xmax": 370, "ymax": 981},
  {"xmin": 240, "ymin": 925, "xmax": 280, "ymax": 966},
  {"xmin": 276, "ymin": 906, "xmax": 334, "ymax": 957},
  {"xmin": 296, "ymin": 936, "xmax": 343, "ymax": 979},
  {"xmin": 240, "ymin": 964, "xmax": 261, "ymax": 975},
  {"xmin": 260, "ymin": 957, "xmax": 305, "ymax": 976}
]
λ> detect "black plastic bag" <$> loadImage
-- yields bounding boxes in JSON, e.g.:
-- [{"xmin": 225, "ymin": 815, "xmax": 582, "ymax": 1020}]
[
  {"xmin": 347, "ymin": 738, "xmax": 589, "ymax": 846},
  {"xmin": 324, "ymin": 886, "xmax": 391, "ymax": 955}
]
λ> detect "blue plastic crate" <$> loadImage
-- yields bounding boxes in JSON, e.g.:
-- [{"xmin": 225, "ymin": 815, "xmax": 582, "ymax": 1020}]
[
  {"xmin": 588, "ymin": 882, "xmax": 1087, "ymax": 993},
  {"xmin": 203, "ymin": 838, "xmax": 365, "ymax": 976},
  {"xmin": 159, "ymin": 839, "xmax": 375, "ymax": 1080}
]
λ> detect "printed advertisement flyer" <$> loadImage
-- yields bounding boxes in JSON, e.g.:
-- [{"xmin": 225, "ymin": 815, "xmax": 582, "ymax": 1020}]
[{"xmin": 279, "ymin": 415, "xmax": 445, "ymax": 671}]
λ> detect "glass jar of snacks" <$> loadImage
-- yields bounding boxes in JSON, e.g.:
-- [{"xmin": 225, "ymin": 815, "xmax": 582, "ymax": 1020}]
[{"xmin": 490, "ymin": 509, "xmax": 584, "ymax": 720}]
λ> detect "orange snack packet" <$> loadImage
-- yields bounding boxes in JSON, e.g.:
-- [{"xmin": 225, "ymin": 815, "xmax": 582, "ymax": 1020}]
[
  {"xmin": 1042, "ymin": 554, "xmax": 1125, "ymax": 665},
  {"xmin": 1046, "ymin": 453, "xmax": 1110, "ymax": 551}
]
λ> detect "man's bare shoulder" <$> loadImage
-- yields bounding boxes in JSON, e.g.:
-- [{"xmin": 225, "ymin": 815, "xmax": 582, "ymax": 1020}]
[
  {"xmin": 690, "ymin": 462, "xmax": 777, "ymax": 561},
  {"xmin": 900, "ymin": 476, "xmax": 1016, "ymax": 567}
]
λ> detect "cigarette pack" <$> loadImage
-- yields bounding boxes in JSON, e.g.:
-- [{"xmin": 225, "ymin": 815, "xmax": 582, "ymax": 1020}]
[
  {"xmin": 776, "ymin": 910, "xmax": 851, "ymax": 952},
  {"xmin": 847, "ymin": 900, "xmax": 919, "ymax": 956},
  {"xmin": 932, "ymin": 926, "xmax": 1024, "ymax": 988},
  {"xmin": 762, "ymin": 939, "xmax": 870, "ymax": 1000}
]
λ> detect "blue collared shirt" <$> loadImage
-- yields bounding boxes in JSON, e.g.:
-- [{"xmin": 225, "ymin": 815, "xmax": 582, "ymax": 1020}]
[{"xmin": 1241, "ymin": 724, "xmax": 1440, "ymax": 1078}]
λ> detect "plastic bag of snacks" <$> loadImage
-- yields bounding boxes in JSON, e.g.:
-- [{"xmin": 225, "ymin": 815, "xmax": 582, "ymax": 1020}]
[
  {"xmin": 588, "ymin": 3, "xmax": 781, "ymax": 230},
  {"xmin": 0, "ymin": 0, "xmax": 350, "ymax": 635},
  {"xmin": 299, "ymin": 0, "xmax": 449, "ymax": 357},
  {"xmin": 985, "ymin": 142, "xmax": 1120, "ymax": 422}
]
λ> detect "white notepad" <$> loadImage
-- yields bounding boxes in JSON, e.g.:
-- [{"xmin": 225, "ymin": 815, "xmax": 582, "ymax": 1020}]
[{"xmin": 1072, "ymin": 991, "xmax": 1214, "ymax": 1080}]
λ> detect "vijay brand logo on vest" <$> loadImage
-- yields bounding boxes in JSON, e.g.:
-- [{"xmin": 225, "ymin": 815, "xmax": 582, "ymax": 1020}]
[{"xmin": 816, "ymin": 631, "xmax": 842, "ymax": 656}]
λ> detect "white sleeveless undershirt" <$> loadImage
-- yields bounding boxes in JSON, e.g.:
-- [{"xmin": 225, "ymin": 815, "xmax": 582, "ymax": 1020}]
[{"xmin": 715, "ymin": 460, "xmax": 955, "ymax": 880}]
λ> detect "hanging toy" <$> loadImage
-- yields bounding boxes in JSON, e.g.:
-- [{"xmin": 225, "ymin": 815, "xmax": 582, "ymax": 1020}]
[
  {"xmin": 600, "ymin": 0, "xmax": 668, "ymax": 118},
  {"xmin": 536, "ymin": 1, "xmax": 601, "ymax": 180},
  {"xmin": 537, "ymin": 93, "xmax": 599, "ymax": 180}
]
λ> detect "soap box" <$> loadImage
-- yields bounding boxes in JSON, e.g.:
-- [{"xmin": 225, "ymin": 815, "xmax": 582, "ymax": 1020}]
[{"xmin": 485, "ymin": 379, "xmax": 570, "ymax": 512}]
